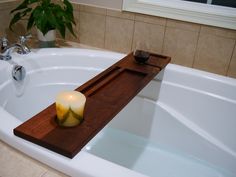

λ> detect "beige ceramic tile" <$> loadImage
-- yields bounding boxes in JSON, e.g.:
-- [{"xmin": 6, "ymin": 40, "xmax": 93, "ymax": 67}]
[
  {"xmin": 79, "ymin": 12, "xmax": 106, "ymax": 48},
  {"xmin": 107, "ymin": 9, "xmax": 135, "ymax": 20},
  {"xmin": 132, "ymin": 21, "xmax": 165, "ymax": 53},
  {"xmin": 0, "ymin": 141, "xmax": 46, "ymax": 177},
  {"xmin": 41, "ymin": 171, "xmax": 68, "ymax": 177},
  {"xmin": 200, "ymin": 25, "xmax": 236, "ymax": 39},
  {"xmin": 0, "ymin": 141, "xmax": 66, "ymax": 177},
  {"xmin": 0, "ymin": 1, "xmax": 18, "ymax": 10},
  {"xmin": 193, "ymin": 34, "xmax": 235, "ymax": 75},
  {"xmin": 163, "ymin": 27, "xmax": 199, "ymax": 67},
  {"xmin": 72, "ymin": 2, "xmax": 80, "ymax": 10},
  {"xmin": 1, "ymin": 1, "xmax": 34, "ymax": 42},
  {"xmin": 0, "ymin": 6, "xmax": 18, "ymax": 38},
  {"xmin": 79, "ymin": 4, "xmax": 106, "ymax": 15},
  {"xmin": 65, "ymin": 9, "xmax": 79, "ymax": 42},
  {"xmin": 105, "ymin": 16, "xmax": 134, "ymax": 53},
  {"xmin": 227, "ymin": 45, "xmax": 236, "ymax": 78},
  {"xmin": 1, "ymin": 7, "xmax": 28, "ymax": 43},
  {"xmin": 0, "ymin": 9, "xmax": 11, "ymax": 36},
  {"xmin": 135, "ymin": 13, "xmax": 166, "ymax": 26},
  {"xmin": 166, "ymin": 19, "xmax": 200, "ymax": 32}
]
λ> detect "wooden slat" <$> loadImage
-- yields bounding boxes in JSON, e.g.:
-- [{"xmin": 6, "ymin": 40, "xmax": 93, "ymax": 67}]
[{"xmin": 14, "ymin": 52, "xmax": 171, "ymax": 158}]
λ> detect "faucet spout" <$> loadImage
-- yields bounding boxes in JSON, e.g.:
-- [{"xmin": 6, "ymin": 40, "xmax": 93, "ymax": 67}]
[
  {"xmin": 12, "ymin": 64, "xmax": 26, "ymax": 81},
  {"xmin": 0, "ymin": 37, "xmax": 29, "ymax": 81},
  {"xmin": 0, "ymin": 43, "xmax": 25, "ymax": 61}
]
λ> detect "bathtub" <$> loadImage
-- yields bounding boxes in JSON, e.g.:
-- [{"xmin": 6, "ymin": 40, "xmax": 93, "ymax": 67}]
[{"xmin": 0, "ymin": 48, "xmax": 235, "ymax": 177}]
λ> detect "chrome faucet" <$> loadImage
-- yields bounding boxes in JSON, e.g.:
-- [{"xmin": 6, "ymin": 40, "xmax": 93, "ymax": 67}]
[
  {"xmin": 0, "ymin": 35, "xmax": 31, "ymax": 60},
  {"xmin": 0, "ymin": 36, "xmax": 30, "ymax": 81},
  {"xmin": 0, "ymin": 43, "xmax": 27, "ymax": 60}
]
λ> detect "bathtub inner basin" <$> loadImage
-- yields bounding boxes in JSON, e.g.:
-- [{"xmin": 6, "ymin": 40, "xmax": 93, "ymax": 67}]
[
  {"xmin": 0, "ymin": 48, "xmax": 235, "ymax": 177},
  {"xmin": 1, "ymin": 80, "xmax": 231, "ymax": 177}
]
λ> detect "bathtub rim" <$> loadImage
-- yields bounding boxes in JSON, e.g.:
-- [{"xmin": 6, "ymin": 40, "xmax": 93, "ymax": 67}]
[{"xmin": 0, "ymin": 47, "xmax": 235, "ymax": 177}]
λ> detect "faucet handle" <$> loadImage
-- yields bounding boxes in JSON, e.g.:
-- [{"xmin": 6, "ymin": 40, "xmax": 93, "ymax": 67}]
[
  {"xmin": 19, "ymin": 34, "xmax": 32, "ymax": 44},
  {"xmin": 0, "ymin": 37, "xmax": 9, "ymax": 51},
  {"xmin": 17, "ymin": 34, "xmax": 31, "ymax": 54}
]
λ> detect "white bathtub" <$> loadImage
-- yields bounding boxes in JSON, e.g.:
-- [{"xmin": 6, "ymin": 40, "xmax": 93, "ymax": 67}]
[{"xmin": 0, "ymin": 48, "xmax": 235, "ymax": 177}]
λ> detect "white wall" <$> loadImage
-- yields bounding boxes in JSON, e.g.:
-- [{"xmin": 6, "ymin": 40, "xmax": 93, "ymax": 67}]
[{"xmin": 71, "ymin": 0, "xmax": 123, "ymax": 10}]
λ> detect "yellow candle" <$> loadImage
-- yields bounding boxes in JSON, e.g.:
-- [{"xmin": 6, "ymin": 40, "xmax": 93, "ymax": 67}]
[{"xmin": 55, "ymin": 91, "xmax": 86, "ymax": 127}]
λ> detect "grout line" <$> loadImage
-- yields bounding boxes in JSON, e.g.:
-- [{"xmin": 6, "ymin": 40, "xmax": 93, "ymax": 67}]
[
  {"xmin": 131, "ymin": 17, "xmax": 137, "ymax": 52},
  {"xmin": 103, "ymin": 9, "xmax": 108, "ymax": 49},
  {"xmin": 106, "ymin": 9, "xmax": 135, "ymax": 21},
  {"xmin": 78, "ymin": 5, "xmax": 81, "ymax": 43},
  {"xmin": 130, "ymin": 19, "xmax": 135, "ymax": 52},
  {"xmin": 134, "ymin": 18, "xmax": 166, "ymax": 27},
  {"xmin": 165, "ymin": 25, "xmax": 200, "ymax": 33},
  {"xmin": 191, "ymin": 25, "xmax": 202, "ymax": 68},
  {"xmin": 106, "ymin": 15, "xmax": 134, "ymax": 21},
  {"xmin": 76, "ymin": 3, "xmax": 107, "ymax": 16},
  {"xmin": 226, "ymin": 40, "xmax": 236, "ymax": 76},
  {"xmin": 134, "ymin": 12, "xmax": 166, "ymax": 27},
  {"xmin": 200, "ymin": 25, "xmax": 236, "ymax": 40},
  {"xmin": 77, "ymin": 9, "xmax": 80, "ymax": 43},
  {"xmin": 161, "ymin": 19, "xmax": 167, "ymax": 55},
  {"xmin": 40, "ymin": 171, "xmax": 48, "ymax": 177}
]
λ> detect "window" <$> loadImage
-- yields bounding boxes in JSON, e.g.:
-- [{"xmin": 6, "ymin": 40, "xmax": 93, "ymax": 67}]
[
  {"xmin": 122, "ymin": 0, "xmax": 236, "ymax": 29},
  {"xmin": 183, "ymin": 0, "xmax": 236, "ymax": 8}
]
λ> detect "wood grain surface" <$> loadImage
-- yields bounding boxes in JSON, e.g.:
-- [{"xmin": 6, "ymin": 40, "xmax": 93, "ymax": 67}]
[{"xmin": 14, "ymin": 52, "xmax": 171, "ymax": 158}]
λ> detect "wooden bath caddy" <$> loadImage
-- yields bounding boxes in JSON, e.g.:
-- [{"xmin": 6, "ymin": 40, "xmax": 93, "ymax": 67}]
[{"xmin": 14, "ymin": 52, "xmax": 171, "ymax": 158}]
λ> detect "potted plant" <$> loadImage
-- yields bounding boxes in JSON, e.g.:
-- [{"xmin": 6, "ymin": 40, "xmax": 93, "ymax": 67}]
[{"xmin": 9, "ymin": 0, "xmax": 76, "ymax": 46}]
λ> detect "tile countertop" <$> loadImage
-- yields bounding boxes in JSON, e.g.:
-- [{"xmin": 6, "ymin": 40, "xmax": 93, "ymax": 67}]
[{"xmin": 0, "ymin": 140, "xmax": 68, "ymax": 177}]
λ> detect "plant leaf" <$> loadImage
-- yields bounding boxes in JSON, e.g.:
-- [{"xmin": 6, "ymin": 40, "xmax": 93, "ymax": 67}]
[
  {"xmin": 63, "ymin": 0, "xmax": 75, "ymax": 24},
  {"xmin": 33, "ymin": 7, "xmax": 48, "ymax": 34},
  {"xmin": 60, "ymin": 24, "xmax": 66, "ymax": 39},
  {"xmin": 66, "ymin": 22, "xmax": 76, "ymax": 37},
  {"xmin": 21, "ymin": 7, "xmax": 32, "ymax": 17},
  {"xmin": 10, "ymin": 4, "xmax": 32, "ymax": 30},
  {"xmin": 10, "ymin": 0, "xmax": 29, "ymax": 13},
  {"xmin": 27, "ymin": 11, "xmax": 35, "ymax": 30},
  {"xmin": 63, "ymin": 0, "xmax": 73, "ymax": 13},
  {"xmin": 10, "ymin": 0, "xmax": 38, "ymax": 13},
  {"xmin": 9, "ymin": 12, "xmax": 21, "ymax": 30},
  {"xmin": 46, "ymin": 8, "xmax": 59, "ymax": 30},
  {"xmin": 9, "ymin": 0, "xmax": 76, "ymax": 38}
]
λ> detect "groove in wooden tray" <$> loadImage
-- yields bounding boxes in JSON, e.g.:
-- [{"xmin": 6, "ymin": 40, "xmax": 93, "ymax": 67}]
[
  {"xmin": 80, "ymin": 66, "xmax": 123, "ymax": 97},
  {"xmin": 146, "ymin": 53, "xmax": 170, "ymax": 69},
  {"xmin": 13, "ymin": 52, "xmax": 171, "ymax": 158},
  {"xmin": 90, "ymin": 69, "xmax": 146, "ymax": 106}
]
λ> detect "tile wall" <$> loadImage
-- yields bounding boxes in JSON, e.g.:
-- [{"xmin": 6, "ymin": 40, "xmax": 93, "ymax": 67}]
[
  {"xmin": 76, "ymin": 4, "xmax": 236, "ymax": 78},
  {"xmin": 0, "ymin": 1, "xmax": 30, "ymax": 42},
  {"xmin": 1, "ymin": 1, "xmax": 236, "ymax": 78},
  {"xmin": 0, "ymin": 1, "xmax": 235, "ymax": 176}
]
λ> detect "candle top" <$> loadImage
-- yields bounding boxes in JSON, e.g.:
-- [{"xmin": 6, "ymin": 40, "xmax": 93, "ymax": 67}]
[{"xmin": 56, "ymin": 91, "xmax": 86, "ymax": 107}]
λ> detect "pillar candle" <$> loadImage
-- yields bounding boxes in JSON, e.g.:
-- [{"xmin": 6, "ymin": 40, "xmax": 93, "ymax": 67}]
[{"xmin": 56, "ymin": 91, "xmax": 86, "ymax": 127}]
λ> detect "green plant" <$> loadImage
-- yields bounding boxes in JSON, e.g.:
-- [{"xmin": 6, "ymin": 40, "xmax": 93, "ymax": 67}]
[{"xmin": 9, "ymin": 0, "xmax": 76, "ymax": 38}]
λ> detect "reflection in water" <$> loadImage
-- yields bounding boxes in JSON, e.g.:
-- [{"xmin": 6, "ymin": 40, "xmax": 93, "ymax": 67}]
[{"xmin": 85, "ymin": 127, "xmax": 234, "ymax": 177}]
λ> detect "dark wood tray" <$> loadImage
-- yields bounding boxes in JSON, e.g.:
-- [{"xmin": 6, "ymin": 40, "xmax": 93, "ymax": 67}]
[{"xmin": 14, "ymin": 52, "xmax": 171, "ymax": 158}]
